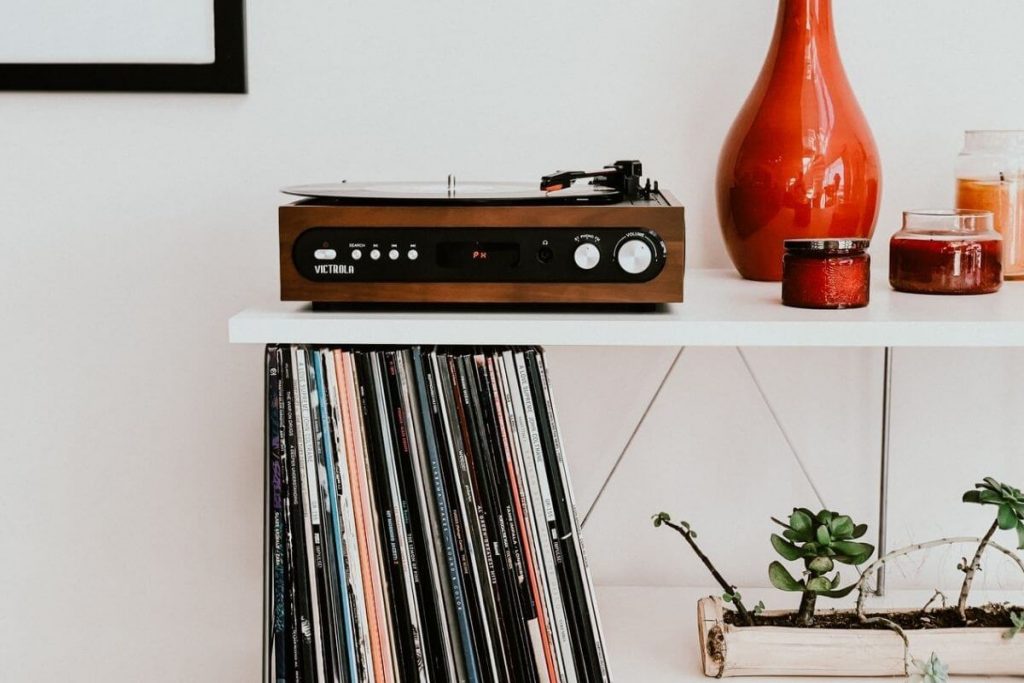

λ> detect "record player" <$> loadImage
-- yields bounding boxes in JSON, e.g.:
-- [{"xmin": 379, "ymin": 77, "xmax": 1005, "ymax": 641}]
[{"xmin": 279, "ymin": 160, "xmax": 685, "ymax": 306}]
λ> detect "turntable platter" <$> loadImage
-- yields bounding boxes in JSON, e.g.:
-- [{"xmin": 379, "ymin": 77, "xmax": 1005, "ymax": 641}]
[{"xmin": 281, "ymin": 180, "xmax": 622, "ymax": 205}]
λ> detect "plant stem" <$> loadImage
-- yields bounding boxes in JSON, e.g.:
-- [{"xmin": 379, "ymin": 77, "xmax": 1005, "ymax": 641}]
[
  {"xmin": 797, "ymin": 592, "xmax": 817, "ymax": 626},
  {"xmin": 958, "ymin": 519, "xmax": 1000, "ymax": 621},
  {"xmin": 663, "ymin": 520, "xmax": 753, "ymax": 626}
]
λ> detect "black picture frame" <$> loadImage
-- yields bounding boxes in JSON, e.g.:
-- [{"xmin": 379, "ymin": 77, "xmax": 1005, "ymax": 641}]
[{"xmin": 0, "ymin": 0, "xmax": 246, "ymax": 93}]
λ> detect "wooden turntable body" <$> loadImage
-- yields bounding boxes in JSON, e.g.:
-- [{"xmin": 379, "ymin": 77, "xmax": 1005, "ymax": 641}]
[{"xmin": 279, "ymin": 191, "xmax": 685, "ymax": 306}]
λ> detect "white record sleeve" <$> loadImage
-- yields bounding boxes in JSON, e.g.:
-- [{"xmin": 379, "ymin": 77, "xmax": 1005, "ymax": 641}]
[
  {"xmin": 513, "ymin": 351, "xmax": 578, "ymax": 683},
  {"xmin": 324, "ymin": 350, "xmax": 374, "ymax": 683}
]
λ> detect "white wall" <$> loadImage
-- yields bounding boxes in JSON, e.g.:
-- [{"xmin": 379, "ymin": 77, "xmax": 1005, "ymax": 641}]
[{"xmin": 2, "ymin": 1, "xmax": 1024, "ymax": 681}]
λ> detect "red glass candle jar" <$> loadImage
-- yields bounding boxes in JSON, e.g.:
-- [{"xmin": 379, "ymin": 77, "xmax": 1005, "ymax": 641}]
[
  {"xmin": 889, "ymin": 210, "xmax": 1002, "ymax": 295},
  {"xmin": 782, "ymin": 238, "xmax": 870, "ymax": 309}
]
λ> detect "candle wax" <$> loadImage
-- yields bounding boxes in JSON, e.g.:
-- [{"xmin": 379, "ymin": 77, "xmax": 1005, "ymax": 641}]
[
  {"xmin": 957, "ymin": 177, "xmax": 1024, "ymax": 279},
  {"xmin": 889, "ymin": 233, "xmax": 1002, "ymax": 295}
]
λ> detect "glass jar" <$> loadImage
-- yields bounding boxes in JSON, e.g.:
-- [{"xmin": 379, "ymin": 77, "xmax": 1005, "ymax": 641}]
[
  {"xmin": 782, "ymin": 238, "xmax": 870, "ymax": 309},
  {"xmin": 889, "ymin": 210, "xmax": 1002, "ymax": 295},
  {"xmin": 956, "ymin": 130, "xmax": 1024, "ymax": 279}
]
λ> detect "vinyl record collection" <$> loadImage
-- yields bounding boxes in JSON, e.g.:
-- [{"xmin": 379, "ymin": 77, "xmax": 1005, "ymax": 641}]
[{"xmin": 265, "ymin": 345, "xmax": 610, "ymax": 683}]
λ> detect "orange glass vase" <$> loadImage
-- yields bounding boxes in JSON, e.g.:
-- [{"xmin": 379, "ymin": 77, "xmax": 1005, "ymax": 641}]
[{"xmin": 717, "ymin": 0, "xmax": 881, "ymax": 281}]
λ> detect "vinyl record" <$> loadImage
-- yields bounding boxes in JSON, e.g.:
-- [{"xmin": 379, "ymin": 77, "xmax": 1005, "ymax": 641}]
[{"xmin": 281, "ymin": 180, "xmax": 621, "ymax": 204}]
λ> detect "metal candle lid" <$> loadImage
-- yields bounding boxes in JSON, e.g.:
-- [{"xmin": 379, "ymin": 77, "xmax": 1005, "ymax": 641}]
[{"xmin": 784, "ymin": 238, "xmax": 870, "ymax": 253}]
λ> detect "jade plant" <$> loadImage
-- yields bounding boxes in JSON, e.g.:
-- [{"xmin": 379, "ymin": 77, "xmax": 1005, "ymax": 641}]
[
  {"xmin": 958, "ymin": 477, "xmax": 1024, "ymax": 620},
  {"xmin": 768, "ymin": 508, "xmax": 874, "ymax": 626},
  {"xmin": 652, "ymin": 513, "xmax": 754, "ymax": 625}
]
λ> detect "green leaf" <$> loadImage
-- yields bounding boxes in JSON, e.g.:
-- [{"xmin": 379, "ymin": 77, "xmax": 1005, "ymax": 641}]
[
  {"xmin": 806, "ymin": 576, "xmax": 833, "ymax": 592},
  {"xmin": 832, "ymin": 541, "xmax": 875, "ymax": 564},
  {"xmin": 979, "ymin": 490, "xmax": 1003, "ymax": 504},
  {"xmin": 807, "ymin": 556, "xmax": 834, "ymax": 575},
  {"xmin": 963, "ymin": 489, "xmax": 982, "ymax": 504},
  {"xmin": 1017, "ymin": 521, "xmax": 1024, "ymax": 551},
  {"xmin": 789, "ymin": 509, "xmax": 813, "ymax": 537},
  {"xmin": 768, "ymin": 561, "xmax": 804, "ymax": 592},
  {"xmin": 817, "ymin": 583, "xmax": 857, "ymax": 599},
  {"xmin": 770, "ymin": 534, "xmax": 802, "ymax": 561},
  {"xmin": 998, "ymin": 504, "xmax": 1018, "ymax": 530},
  {"xmin": 852, "ymin": 523, "xmax": 869, "ymax": 539},
  {"xmin": 652, "ymin": 512, "xmax": 670, "ymax": 528},
  {"xmin": 722, "ymin": 592, "xmax": 733, "ymax": 603},
  {"xmin": 816, "ymin": 525, "xmax": 832, "ymax": 546},
  {"xmin": 816, "ymin": 509, "xmax": 834, "ymax": 525},
  {"xmin": 830, "ymin": 515, "xmax": 854, "ymax": 539},
  {"xmin": 801, "ymin": 542, "xmax": 820, "ymax": 557}
]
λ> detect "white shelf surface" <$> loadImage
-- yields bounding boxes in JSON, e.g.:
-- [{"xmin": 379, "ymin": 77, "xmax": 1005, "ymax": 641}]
[
  {"xmin": 229, "ymin": 269, "xmax": 1024, "ymax": 347},
  {"xmin": 597, "ymin": 586, "xmax": 1017, "ymax": 682}
]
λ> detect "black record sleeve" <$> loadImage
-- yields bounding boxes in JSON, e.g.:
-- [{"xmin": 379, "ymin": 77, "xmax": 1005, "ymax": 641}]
[
  {"xmin": 456, "ymin": 353, "xmax": 536, "ymax": 683},
  {"xmin": 355, "ymin": 351, "xmax": 418, "ymax": 682},
  {"xmin": 525, "ymin": 349, "xmax": 603, "ymax": 682},
  {"xmin": 282, "ymin": 349, "xmax": 317, "ymax": 683},
  {"xmin": 383, "ymin": 350, "xmax": 447, "ymax": 682}
]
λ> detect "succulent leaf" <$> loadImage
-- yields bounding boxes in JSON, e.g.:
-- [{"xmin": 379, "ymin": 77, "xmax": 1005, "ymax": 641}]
[
  {"xmin": 771, "ymin": 534, "xmax": 802, "ymax": 561},
  {"xmin": 830, "ymin": 515, "xmax": 854, "ymax": 539},
  {"xmin": 806, "ymin": 556, "xmax": 834, "ymax": 574},
  {"xmin": 910, "ymin": 653, "xmax": 950, "ymax": 683},
  {"xmin": 768, "ymin": 561, "xmax": 804, "ymax": 592},
  {"xmin": 962, "ymin": 490, "xmax": 982, "ymax": 504},
  {"xmin": 998, "ymin": 504, "xmax": 1019, "ymax": 530},
  {"xmin": 831, "ymin": 540, "xmax": 875, "ymax": 564},
  {"xmin": 818, "ymin": 583, "xmax": 858, "ymax": 599},
  {"xmin": 788, "ymin": 509, "xmax": 814, "ymax": 540},
  {"xmin": 805, "ymin": 576, "xmax": 833, "ymax": 592}
]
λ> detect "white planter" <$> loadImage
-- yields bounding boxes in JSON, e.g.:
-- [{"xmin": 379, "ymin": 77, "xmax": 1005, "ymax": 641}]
[{"xmin": 697, "ymin": 596, "xmax": 1024, "ymax": 678}]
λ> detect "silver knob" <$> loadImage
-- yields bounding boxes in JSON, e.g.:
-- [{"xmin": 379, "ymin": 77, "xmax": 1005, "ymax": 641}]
[
  {"xmin": 573, "ymin": 242, "xmax": 601, "ymax": 270},
  {"xmin": 617, "ymin": 238, "xmax": 653, "ymax": 275}
]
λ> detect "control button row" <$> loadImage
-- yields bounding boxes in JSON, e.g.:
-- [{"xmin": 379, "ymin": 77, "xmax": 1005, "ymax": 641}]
[{"xmin": 349, "ymin": 248, "xmax": 418, "ymax": 262}]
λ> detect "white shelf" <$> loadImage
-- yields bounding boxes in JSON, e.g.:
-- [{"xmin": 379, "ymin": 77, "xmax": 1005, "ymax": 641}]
[
  {"xmin": 229, "ymin": 269, "xmax": 1024, "ymax": 347},
  {"xmin": 597, "ymin": 586, "xmax": 1017, "ymax": 682}
]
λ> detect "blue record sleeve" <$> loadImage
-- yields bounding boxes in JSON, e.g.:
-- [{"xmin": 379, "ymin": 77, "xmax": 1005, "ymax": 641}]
[{"xmin": 313, "ymin": 353, "xmax": 359, "ymax": 683}]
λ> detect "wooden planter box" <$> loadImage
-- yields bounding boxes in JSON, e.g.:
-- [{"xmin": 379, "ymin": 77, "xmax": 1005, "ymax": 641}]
[{"xmin": 697, "ymin": 596, "xmax": 1024, "ymax": 678}]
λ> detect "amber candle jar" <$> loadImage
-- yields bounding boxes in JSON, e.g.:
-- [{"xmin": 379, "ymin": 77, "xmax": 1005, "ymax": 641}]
[
  {"xmin": 782, "ymin": 238, "xmax": 870, "ymax": 309},
  {"xmin": 956, "ymin": 131, "xmax": 1024, "ymax": 279},
  {"xmin": 889, "ymin": 210, "xmax": 1002, "ymax": 295}
]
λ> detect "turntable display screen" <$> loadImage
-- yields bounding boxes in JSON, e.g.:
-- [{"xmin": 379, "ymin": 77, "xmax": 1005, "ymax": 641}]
[{"xmin": 436, "ymin": 241, "xmax": 521, "ymax": 270}]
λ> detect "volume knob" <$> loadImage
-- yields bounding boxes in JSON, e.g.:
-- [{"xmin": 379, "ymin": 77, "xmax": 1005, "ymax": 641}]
[
  {"xmin": 617, "ymin": 238, "xmax": 654, "ymax": 275},
  {"xmin": 573, "ymin": 242, "xmax": 601, "ymax": 270}
]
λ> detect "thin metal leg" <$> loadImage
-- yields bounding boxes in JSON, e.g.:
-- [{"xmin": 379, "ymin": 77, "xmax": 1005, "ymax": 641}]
[
  {"xmin": 581, "ymin": 346, "xmax": 685, "ymax": 527},
  {"xmin": 876, "ymin": 347, "xmax": 894, "ymax": 596}
]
